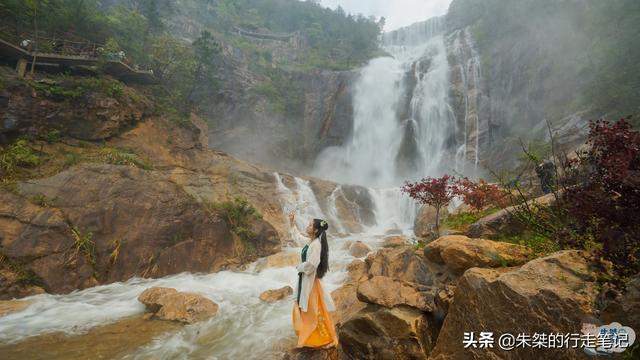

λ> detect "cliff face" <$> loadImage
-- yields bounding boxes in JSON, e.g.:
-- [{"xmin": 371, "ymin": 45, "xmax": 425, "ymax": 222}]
[
  {"xmin": 443, "ymin": 0, "xmax": 625, "ymax": 170},
  {"xmin": 163, "ymin": 6, "xmax": 357, "ymax": 174},
  {"xmin": 201, "ymin": 63, "xmax": 354, "ymax": 174}
]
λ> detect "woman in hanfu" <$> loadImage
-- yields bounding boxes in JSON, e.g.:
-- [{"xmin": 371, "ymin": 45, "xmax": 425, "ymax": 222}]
[{"xmin": 288, "ymin": 212, "xmax": 338, "ymax": 348}]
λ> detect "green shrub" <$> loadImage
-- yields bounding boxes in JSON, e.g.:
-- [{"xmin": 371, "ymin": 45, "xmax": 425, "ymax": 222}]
[
  {"xmin": 0, "ymin": 139, "xmax": 41, "ymax": 177},
  {"xmin": 210, "ymin": 196, "xmax": 262, "ymax": 243},
  {"xmin": 31, "ymin": 194, "xmax": 55, "ymax": 207},
  {"xmin": 44, "ymin": 130, "xmax": 62, "ymax": 143}
]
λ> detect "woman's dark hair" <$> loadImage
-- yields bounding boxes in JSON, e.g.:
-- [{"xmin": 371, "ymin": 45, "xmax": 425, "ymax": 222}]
[{"xmin": 313, "ymin": 218, "xmax": 329, "ymax": 279}]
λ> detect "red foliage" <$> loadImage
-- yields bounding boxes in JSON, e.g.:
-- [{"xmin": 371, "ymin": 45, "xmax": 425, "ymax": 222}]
[
  {"xmin": 402, "ymin": 175, "xmax": 457, "ymax": 235},
  {"xmin": 401, "ymin": 175, "xmax": 457, "ymax": 209},
  {"xmin": 562, "ymin": 118, "xmax": 640, "ymax": 277},
  {"xmin": 454, "ymin": 178, "xmax": 508, "ymax": 212}
]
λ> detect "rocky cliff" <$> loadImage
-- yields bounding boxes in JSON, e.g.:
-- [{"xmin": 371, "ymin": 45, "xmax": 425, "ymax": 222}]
[
  {"xmin": 160, "ymin": 3, "xmax": 358, "ymax": 174},
  {"xmin": 443, "ymin": 0, "xmax": 639, "ymax": 171}
]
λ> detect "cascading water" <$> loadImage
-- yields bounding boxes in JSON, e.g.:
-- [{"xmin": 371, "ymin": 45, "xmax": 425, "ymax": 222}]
[
  {"xmin": 314, "ymin": 18, "xmax": 453, "ymax": 230},
  {"xmin": 450, "ymin": 28, "xmax": 483, "ymax": 176}
]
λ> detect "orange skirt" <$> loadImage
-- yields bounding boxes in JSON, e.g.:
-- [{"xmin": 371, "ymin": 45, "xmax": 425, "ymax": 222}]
[{"xmin": 292, "ymin": 278, "xmax": 338, "ymax": 348}]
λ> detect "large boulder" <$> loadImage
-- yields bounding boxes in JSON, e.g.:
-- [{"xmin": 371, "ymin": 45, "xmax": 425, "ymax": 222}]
[
  {"xmin": 331, "ymin": 260, "xmax": 368, "ymax": 326},
  {"xmin": 430, "ymin": 251, "xmax": 599, "ymax": 360},
  {"xmin": 138, "ymin": 287, "xmax": 218, "ymax": 324},
  {"xmin": 349, "ymin": 241, "xmax": 372, "ymax": 258},
  {"xmin": 259, "ymin": 286, "xmax": 293, "ymax": 303},
  {"xmin": 382, "ymin": 235, "xmax": 408, "ymax": 248},
  {"xmin": 467, "ymin": 193, "xmax": 557, "ymax": 238},
  {"xmin": 423, "ymin": 235, "xmax": 532, "ymax": 274},
  {"xmin": 339, "ymin": 304, "xmax": 436, "ymax": 360},
  {"xmin": 367, "ymin": 246, "xmax": 443, "ymax": 285},
  {"xmin": 357, "ymin": 276, "xmax": 436, "ymax": 312}
]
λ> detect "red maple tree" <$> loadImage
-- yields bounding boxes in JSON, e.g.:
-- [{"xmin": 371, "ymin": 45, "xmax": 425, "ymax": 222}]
[
  {"xmin": 402, "ymin": 175, "xmax": 457, "ymax": 237},
  {"xmin": 454, "ymin": 177, "xmax": 508, "ymax": 213}
]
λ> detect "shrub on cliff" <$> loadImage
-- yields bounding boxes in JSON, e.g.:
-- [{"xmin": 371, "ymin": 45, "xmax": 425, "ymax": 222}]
[{"xmin": 209, "ymin": 197, "xmax": 263, "ymax": 257}]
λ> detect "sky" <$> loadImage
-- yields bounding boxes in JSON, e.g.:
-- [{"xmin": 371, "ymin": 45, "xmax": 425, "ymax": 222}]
[{"xmin": 318, "ymin": 0, "xmax": 453, "ymax": 31}]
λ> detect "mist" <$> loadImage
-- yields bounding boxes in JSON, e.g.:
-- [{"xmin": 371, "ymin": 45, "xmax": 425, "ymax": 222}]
[{"xmin": 318, "ymin": 0, "xmax": 453, "ymax": 30}]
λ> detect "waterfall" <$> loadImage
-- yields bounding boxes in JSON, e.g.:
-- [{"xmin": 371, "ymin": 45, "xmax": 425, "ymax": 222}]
[
  {"xmin": 313, "ymin": 18, "xmax": 455, "ymax": 230},
  {"xmin": 315, "ymin": 21, "xmax": 453, "ymax": 188},
  {"xmin": 450, "ymin": 28, "xmax": 483, "ymax": 176}
]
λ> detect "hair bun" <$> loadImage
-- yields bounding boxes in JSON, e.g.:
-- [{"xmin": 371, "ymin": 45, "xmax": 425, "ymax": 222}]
[{"xmin": 320, "ymin": 220, "xmax": 329, "ymax": 231}]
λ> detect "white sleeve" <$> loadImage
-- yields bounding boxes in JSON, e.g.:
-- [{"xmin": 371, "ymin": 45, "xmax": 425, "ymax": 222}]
[{"xmin": 296, "ymin": 241, "xmax": 321, "ymax": 275}]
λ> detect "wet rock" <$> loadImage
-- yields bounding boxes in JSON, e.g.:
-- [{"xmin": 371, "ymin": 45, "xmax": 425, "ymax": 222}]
[
  {"xmin": 331, "ymin": 284, "xmax": 366, "ymax": 328},
  {"xmin": 382, "ymin": 235, "xmax": 408, "ymax": 248},
  {"xmin": 331, "ymin": 259, "xmax": 368, "ymax": 326},
  {"xmin": 357, "ymin": 276, "xmax": 435, "ymax": 312},
  {"xmin": 0, "ymin": 300, "xmax": 31, "ymax": 317},
  {"xmin": 255, "ymin": 252, "xmax": 299, "ymax": 272},
  {"xmin": 430, "ymin": 251, "xmax": 599, "ymax": 360},
  {"xmin": 366, "ymin": 246, "xmax": 434, "ymax": 285},
  {"xmin": 348, "ymin": 241, "xmax": 371, "ymax": 258},
  {"xmin": 138, "ymin": 287, "xmax": 219, "ymax": 324},
  {"xmin": 138, "ymin": 287, "xmax": 178, "ymax": 312},
  {"xmin": 423, "ymin": 235, "xmax": 531, "ymax": 275},
  {"xmin": 339, "ymin": 304, "xmax": 435, "ymax": 360},
  {"xmin": 259, "ymin": 286, "xmax": 293, "ymax": 303}
]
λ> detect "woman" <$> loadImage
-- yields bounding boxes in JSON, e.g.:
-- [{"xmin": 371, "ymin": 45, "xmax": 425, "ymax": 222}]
[{"xmin": 289, "ymin": 213, "xmax": 338, "ymax": 348}]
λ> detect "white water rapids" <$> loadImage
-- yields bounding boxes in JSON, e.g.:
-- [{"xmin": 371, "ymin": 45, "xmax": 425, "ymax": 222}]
[
  {"xmin": 0, "ymin": 19, "xmax": 462, "ymax": 359},
  {"xmin": 0, "ymin": 175, "xmax": 389, "ymax": 359}
]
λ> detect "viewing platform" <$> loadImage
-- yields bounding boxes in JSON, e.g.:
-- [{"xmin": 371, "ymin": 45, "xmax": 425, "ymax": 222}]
[{"xmin": 0, "ymin": 37, "xmax": 157, "ymax": 84}]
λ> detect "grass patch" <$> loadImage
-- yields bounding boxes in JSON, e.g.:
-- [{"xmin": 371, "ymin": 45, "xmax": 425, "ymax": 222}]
[
  {"xmin": 442, "ymin": 208, "xmax": 499, "ymax": 231},
  {"xmin": 30, "ymin": 193, "xmax": 56, "ymax": 207},
  {"xmin": 208, "ymin": 197, "xmax": 263, "ymax": 257},
  {"xmin": 98, "ymin": 147, "xmax": 153, "ymax": 170},
  {"xmin": 491, "ymin": 232, "xmax": 561, "ymax": 258},
  {"xmin": 28, "ymin": 77, "xmax": 125, "ymax": 101},
  {"xmin": 71, "ymin": 227, "xmax": 96, "ymax": 266},
  {"xmin": 0, "ymin": 139, "xmax": 41, "ymax": 180}
]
